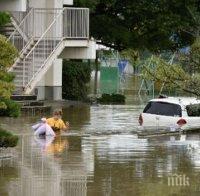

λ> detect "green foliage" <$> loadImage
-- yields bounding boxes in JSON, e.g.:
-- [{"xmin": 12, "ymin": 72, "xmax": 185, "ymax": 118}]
[
  {"xmin": 0, "ymin": 12, "xmax": 10, "ymax": 27},
  {"xmin": 62, "ymin": 60, "xmax": 91, "ymax": 101},
  {"xmin": 0, "ymin": 35, "xmax": 18, "ymax": 68},
  {"xmin": 179, "ymin": 37, "xmax": 200, "ymax": 73},
  {"xmin": 0, "ymin": 35, "xmax": 18, "ymax": 110},
  {"xmin": 0, "ymin": 99, "xmax": 21, "ymax": 117},
  {"xmin": 97, "ymin": 94, "xmax": 125, "ymax": 104},
  {"xmin": 0, "ymin": 13, "xmax": 20, "ymax": 118},
  {"xmin": 74, "ymin": 0, "xmax": 197, "ymax": 51},
  {"xmin": 186, "ymin": 104, "xmax": 200, "ymax": 117},
  {"xmin": 143, "ymin": 56, "xmax": 188, "ymax": 87},
  {"xmin": 142, "ymin": 38, "xmax": 200, "ymax": 96},
  {"xmin": 0, "ymin": 128, "xmax": 18, "ymax": 148},
  {"xmin": 121, "ymin": 49, "xmax": 140, "ymax": 68}
]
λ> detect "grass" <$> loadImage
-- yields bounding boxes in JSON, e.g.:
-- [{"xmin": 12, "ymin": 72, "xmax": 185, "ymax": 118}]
[{"xmin": 0, "ymin": 128, "xmax": 18, "ymax": 148}]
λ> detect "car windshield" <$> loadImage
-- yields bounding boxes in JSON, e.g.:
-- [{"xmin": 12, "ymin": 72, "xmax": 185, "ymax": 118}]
[{"xmin": 143, "ymin": 101, "xmax": 182, "ymax": 117}]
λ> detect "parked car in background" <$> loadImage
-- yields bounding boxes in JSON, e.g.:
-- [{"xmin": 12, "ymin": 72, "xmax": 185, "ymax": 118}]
[{"xmin": 139, "ymin": 96, "xmax": 200, "ymax": 131}]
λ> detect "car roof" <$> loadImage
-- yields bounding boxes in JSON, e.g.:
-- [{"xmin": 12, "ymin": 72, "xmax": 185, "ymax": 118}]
[{"xmin": 149, "ymin": 97, "xmax": 200, "ymax": 106}]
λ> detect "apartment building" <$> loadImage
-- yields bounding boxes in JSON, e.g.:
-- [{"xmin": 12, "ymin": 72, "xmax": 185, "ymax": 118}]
[{"xmin": 0, "ymin": 0, "xmax": 96, "ymax": 100}]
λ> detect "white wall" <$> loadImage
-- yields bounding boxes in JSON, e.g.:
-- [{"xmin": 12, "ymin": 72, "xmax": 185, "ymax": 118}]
[
  {"xmin": 36, "ymin": 59, "xmax": 63, "ymax": 100},
  {"xmin": 63, "ymin": 0, "xmax": 73, "ymax": 5},
  {"xmin": 29, "ymin": 0, "xmax": 63, "ymax": 9},
  {"xmin": 0, "ymin": 0, "xmax": 74, "ymax": 12},
  {"xmin": 45, "ymin": 59, "xmax": 63, "ymax": 86},
  {"xmin": 60, "ymin": 41, "xmax": 96, "ymax": 60},
  {"xmin": 0, "ymin": 0, "xmax": 27, "ymax": 11}
]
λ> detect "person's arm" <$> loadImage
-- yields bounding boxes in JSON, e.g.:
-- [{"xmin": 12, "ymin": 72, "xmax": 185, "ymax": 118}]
[{"xmin": 61, "ymin": 120, "xmax": 69, "ymax": 132}]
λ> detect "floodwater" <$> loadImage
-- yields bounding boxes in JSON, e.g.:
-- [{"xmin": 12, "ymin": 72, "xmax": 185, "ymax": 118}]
[{"xmin": 1, "ymin": 87, "xmax": 200, "ymax": 195}]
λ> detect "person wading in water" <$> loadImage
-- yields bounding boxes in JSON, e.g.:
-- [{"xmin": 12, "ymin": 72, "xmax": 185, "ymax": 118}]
[{"xmin": 46, "ymin": 110, "xmax": 69, "ymax": 135}]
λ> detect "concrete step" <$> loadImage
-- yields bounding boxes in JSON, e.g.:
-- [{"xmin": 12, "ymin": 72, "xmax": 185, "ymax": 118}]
[
  {"xmin": 18, "ymin": 101, "xmax": 44, "ymax": 107},
  {"xmin": 11, "ymin": 95, "xmax": 37, "ymax": 101},
  {"xmin": 0, "ymin": 23, "xmax": 19, "ymax": 38}
]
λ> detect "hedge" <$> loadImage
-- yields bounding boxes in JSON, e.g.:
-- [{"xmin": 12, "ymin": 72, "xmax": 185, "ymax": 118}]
[
  {"xmin": 0, "ymin": 128, "xmax": 18, "ymax": 148},
  {"xmin": 97, "ymin": 94, "xmax": 126, "ymax": 104},
  {"xmin": 0, "ymin": 99, "xmax": 21, "ymax": 117},
  {"xmin": 62, "ymin": 60, "xmax": 91, "ymax": 101}
]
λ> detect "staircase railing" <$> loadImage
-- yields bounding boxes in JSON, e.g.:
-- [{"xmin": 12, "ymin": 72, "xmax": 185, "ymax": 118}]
[
  {"xmin": 11, "ymin": 11, "xmax": 28, "ymax": 25},
  {"xmin": 9, "ymin": 7, "xmax": 90, "ymax": 94},
  {"xmin": 22, "ymin": 9, "xmax": 64, "ymax": 90},
  {"xmin": 8, "ymin": 8, "xmax": 34, "ymax": 54}
]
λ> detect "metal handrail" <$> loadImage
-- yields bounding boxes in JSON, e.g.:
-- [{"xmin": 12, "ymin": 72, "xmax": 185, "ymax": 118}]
[
  {"xmin": 23, "ymin": 8, "xmax": 64, "ymax": 88},
  {"xmin": 22, "ymin": 7, "xmax": 90, "ymax": 70},
  {"xmin": 63, "ymin": 8, "xmax": 89, "ymax": 39},
  {"xmin": 22, "ymin": 9, "xmax": 64, "ymax": 65},
  {"xmin": 8, "ymin": 8, "xmax": 33, "ymax": 41}
]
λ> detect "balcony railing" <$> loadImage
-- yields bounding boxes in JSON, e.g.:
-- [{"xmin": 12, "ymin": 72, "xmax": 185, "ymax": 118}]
[
  {"xmin": 10, "ymin": 8, "xmax": 89, "ymax": 42},
  {"xmin": 63, "ymin": 8, "xmax": 89, "ymax": 39}
]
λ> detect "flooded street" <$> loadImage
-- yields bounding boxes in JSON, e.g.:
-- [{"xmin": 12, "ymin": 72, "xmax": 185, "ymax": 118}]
[{"xmin": 1, "ymin": 96, "xmax": 200, "ymax": 195}]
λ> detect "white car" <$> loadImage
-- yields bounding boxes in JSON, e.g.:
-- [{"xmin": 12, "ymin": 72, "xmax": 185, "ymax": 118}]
[{"xmin": 139, "ymin": 96, "xmax": 200, "ymax": 131}]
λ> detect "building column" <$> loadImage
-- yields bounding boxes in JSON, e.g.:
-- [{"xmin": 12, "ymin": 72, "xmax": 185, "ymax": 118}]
[
  {"xmin": 36, "ymin": 59, "xmax": 63, "ymax": 100},
  {"xmin": 45, "ymin": 59, "xmax": 63, "ymax": 100}
]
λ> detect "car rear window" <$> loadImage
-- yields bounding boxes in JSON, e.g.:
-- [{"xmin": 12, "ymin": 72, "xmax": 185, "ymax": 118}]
[
  {"xmin": 186, "ymin": 104, "xmax": 200, "ymax": 117},
  {"xmin": 143, "ymin": 101, "xmax": 182, "ymax": 117}
]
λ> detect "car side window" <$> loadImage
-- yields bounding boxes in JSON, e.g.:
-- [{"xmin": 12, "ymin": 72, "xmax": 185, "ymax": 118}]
[
  {"xmin": 143, "ymin": 102, "xmax": 182, "ymax": 117},
  {"xmin": 186, "ymin": 104, "xmax": 200, "ymax": 117}
]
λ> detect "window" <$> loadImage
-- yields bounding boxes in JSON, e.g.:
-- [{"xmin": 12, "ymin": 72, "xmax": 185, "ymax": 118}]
[
  {"xmin": 143, "ymin": 102, "xmax": 182, "ymax": 117},
  {"xmin": 186, "ymin": 104, "xmax": 200, "ymax": 117}
]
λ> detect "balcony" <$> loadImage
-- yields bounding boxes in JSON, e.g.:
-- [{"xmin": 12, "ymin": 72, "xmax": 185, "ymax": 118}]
[
  {"xmin": 63, "ymin": 8, "xmax": 89, "ymax": 39},
  {"xmin": 10, "ymin": 8, "xmax": 89, "ymax": 40},
  {"xmin": 8, "ymin": 7, "xmax": 90, "ymax": 53}
]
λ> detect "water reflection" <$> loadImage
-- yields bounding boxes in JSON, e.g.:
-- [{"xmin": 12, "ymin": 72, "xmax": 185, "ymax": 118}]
[
  {"xmin": 0, "ymin": 135, "xmax": 93, "ymax": 196},
  {"xmin": 34, "ymin": 136, "xmax": 69, "ymax": 155}
]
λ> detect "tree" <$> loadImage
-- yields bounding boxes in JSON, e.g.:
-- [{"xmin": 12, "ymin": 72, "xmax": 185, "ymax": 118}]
[
  {"xmin": 0, "ymin": 35, "xmax": 18, "ymax": 109},
  {"xmin": 121, "ymin": 49, "xmax": 140, "ymax": 72},
  {"xmin": 74, "ymin": 0, "xmax": 199, "ymax": 52},
  {"xmin": 0, "ymin": 12, "xmax": 10, "ymax": 26},
  {"xmin": 0, "ymin": 12, "xmax": 18, "ymax": 109},
  {"xmin": 142, "ymin": 38, "xmax": 200, "ymax": 96}
]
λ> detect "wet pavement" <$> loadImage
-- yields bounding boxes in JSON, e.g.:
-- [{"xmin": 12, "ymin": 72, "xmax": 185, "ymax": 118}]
[{"xmin": 1, "ymin": 97, "xmax": 200, "ymax": 196}]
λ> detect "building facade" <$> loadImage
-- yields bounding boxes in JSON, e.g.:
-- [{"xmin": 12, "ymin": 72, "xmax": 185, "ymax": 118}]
[{"xmin": 0, "ymin": 0, "xmax": 96, "ymax": 100}]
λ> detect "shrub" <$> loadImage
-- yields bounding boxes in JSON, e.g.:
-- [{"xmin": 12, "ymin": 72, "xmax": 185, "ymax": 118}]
[
  {"xmin": 62, "ymin": 60, "xmax": 91, "ymax": 101},
  {"xmin": 0, "ymin": 99, "xmax": 21, "ymax": 117},
  {"xmin": 0, "ymin": 128, "xmax": 18, "ymax": 148},
  {"xmin": 97, "ymin": 94, "xmax": 126, "ymax": 104}
]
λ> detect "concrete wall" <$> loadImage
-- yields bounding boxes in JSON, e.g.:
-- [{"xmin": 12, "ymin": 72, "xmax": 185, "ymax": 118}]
[
  {"xmin": 29, "ymin": 0, "xmax": 66, "ymax": 9},
  {"xmin": 29, "ymin": 0, "xmax": 73, "ymax": 8},
  {"xmin": 63, "ymin": 0, "xmax": 73, "ymax": 5},
  {"xmin": 60, "ymin": 41, "xmax": 96, "ymax": 60},
  {"xmin": 36, "ymin": 59, "xmax": 63, "ymax": 100},
  {"xmin": 0, "ymin": 0, "xmax": 27, "ymax": 11},
  {"xmin": 0, "ymin": 0, "xmax": 73, "ymax": 12}
]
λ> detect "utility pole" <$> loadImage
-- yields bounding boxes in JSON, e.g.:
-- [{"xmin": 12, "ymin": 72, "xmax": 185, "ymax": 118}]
[{"xmin": 94, "ymin": 51, "xmax": 99, "ymax": 96}]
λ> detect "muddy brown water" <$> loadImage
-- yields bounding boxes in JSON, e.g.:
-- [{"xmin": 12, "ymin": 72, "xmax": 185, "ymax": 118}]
[{"xmin": 1, "ymin": 96, "xmax": 200, "ymax": 195}]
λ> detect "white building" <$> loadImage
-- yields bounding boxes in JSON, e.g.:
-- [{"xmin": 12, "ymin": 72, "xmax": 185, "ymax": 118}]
[{"xmin": 0, "ymin": 0, "xmax": 96, "ymax": 100}]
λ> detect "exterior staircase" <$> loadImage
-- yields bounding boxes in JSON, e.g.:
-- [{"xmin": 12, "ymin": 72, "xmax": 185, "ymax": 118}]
[
  {"xmin": 0, "ymin": 22, "xmax": 17, "ymax": 38},
  {"xmin": 5, "ymin": 8, "xmax": 89, "ymax": 96}
]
